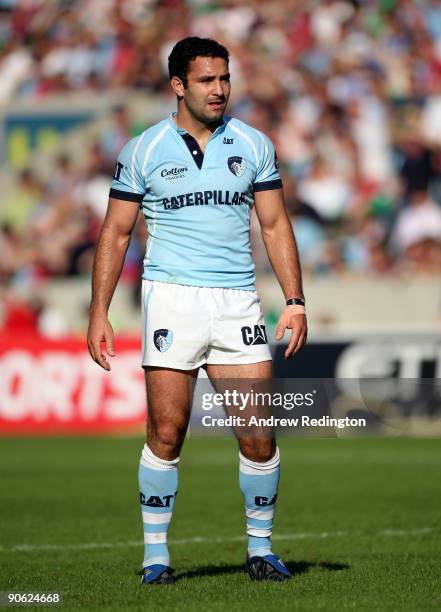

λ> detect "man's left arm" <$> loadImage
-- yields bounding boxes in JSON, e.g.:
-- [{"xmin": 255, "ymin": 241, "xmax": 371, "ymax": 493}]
[{"xmin": 254, "ymin": 187, "xmax": 307, "ymax": 358}]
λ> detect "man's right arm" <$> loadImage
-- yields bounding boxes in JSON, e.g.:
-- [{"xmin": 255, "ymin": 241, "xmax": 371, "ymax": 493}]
[{"xmin": 87, "ymin": 197, "xmax": 140, "ymax": 370}]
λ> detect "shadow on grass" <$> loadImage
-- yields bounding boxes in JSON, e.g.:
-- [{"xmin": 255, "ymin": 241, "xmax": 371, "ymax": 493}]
[{"xmin": 137, "ymin": 559, "xmax": 349, "ymax": 581}]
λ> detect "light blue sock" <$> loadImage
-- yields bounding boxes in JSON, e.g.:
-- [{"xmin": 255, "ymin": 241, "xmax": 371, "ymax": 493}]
[
  {"xmin": 239, "ymin": 447, "xmax": 280, "ymax": 557},
  {"xmin": 138, "ymin": 444, "xmax": 179, "ymax": 568}
]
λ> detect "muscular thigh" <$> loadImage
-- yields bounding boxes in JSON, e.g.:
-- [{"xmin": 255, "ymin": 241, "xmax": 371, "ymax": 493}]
[{"xmin": 144, "ymin": 367, "xmax": 198, "ymax": 446}]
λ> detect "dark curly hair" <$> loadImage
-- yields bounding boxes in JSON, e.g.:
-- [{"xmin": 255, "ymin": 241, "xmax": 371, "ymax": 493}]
[{"xmin": 168, "ymin": 37, "xmax": 229, "ymax": 87}]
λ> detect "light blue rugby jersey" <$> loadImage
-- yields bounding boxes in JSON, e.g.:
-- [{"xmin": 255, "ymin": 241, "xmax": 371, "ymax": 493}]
[{"xmin": 109, "ymin": 113, "xmax": 282, "ymax": 290}]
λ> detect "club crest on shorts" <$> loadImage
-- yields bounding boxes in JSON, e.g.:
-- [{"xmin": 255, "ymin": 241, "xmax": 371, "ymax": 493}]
[
  {"xmin": 228, "ymin": 156, "xmax": 247, "ymax": 177},
  {"xmin": 154, "ymin": 329, "xmax": 173, "ymax": 352}
]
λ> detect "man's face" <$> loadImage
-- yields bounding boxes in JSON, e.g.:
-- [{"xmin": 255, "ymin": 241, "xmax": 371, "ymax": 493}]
[{"xmin": 173, "ymin": 56, "xmax": 231, "ymax": 125}]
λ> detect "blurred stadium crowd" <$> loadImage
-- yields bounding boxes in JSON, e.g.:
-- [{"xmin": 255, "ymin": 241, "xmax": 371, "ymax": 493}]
[{"xmin": 1, "ymin": 0, "xmax": 441, "ymax": 331}]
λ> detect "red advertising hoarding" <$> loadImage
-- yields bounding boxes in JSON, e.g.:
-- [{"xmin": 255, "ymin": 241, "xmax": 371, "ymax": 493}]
[{"xmin": 0, "ymin": 334, "xmax": 146, "ymax": 435}]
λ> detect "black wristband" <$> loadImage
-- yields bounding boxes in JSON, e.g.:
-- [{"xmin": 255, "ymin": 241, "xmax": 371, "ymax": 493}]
[{"xmin": 286, "ymin": 298, "xmax": 305, "ymax": 307}]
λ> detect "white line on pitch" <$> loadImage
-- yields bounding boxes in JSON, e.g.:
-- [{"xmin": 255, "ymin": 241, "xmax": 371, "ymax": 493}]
[{"xmin": 0, "ymin": 528, "xmax": 434, "ymax": 553}]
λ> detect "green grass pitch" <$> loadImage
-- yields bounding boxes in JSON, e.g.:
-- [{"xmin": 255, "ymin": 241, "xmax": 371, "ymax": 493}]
[{"xmin": 0, "ymin": 436, "xmax": 440, "ymax": 611}]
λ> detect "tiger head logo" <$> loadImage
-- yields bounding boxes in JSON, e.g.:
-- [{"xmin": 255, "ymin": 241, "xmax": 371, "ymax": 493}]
[
  {"xmin": 153, "ymin": 329, "xmax": 173, "ymax": 352},
  {"xmin": 228, "ymin": 156, "xmax": 247, "ymax": 177}
]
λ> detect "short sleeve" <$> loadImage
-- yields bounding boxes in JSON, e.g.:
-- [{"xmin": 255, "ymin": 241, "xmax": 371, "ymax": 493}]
[
  {"xmin": 253, "ymin": 132, "xmax": 283, "ymax": 193},
  {"xmin": 109, "ymin": 136, "xmax": 146, "ymax": 204}
]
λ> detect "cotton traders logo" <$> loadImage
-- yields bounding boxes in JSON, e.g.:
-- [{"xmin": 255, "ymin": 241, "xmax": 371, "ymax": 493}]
[
  {"xmin": 154, "ymin": 329, "xmax": 173, "ymax": 352},
  {"xmin": 228, "ymin": 156, "xmax": 247, "ymax": 177},
  {"xmin": 160, "ymin": 166, "xmax": 188, "ymax": 180}
]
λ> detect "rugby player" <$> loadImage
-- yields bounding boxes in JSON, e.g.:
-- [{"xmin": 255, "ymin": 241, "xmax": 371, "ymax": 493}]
[{"xmin": 87, "ymin": 37, "xmax": 307, "ymax": 584}]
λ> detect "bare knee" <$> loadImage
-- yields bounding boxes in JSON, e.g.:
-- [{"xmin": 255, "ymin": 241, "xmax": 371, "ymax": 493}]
[
  {"xmin": 147, "ymin": 423, "xmax": 186, "ymax": 460},
  {"xmin": 239, "ymin": 438, "xmax": 276, "ymax": 463}
]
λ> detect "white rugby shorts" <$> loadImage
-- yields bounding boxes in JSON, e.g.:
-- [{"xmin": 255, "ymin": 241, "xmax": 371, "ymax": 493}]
[{"xmin": 141, "ymin": 280, "xmax": 272, "ymax": 369}]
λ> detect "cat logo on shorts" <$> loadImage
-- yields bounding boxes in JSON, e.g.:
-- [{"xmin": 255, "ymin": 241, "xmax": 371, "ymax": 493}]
[
  {"xmin": 228, "ymin": 156, "xmax": 247, "ymax": 177},
  {"xmin": 154, "ymin": 329, "xmax": 173, "ymax": 352},
  {"xmin": 241, "ymin": 325, "xmax": 268, "ymax": 346}
]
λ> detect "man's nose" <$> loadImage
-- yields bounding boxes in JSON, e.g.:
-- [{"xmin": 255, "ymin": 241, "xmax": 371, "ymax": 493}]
[{"xmin": 212, "ymin": 79, "xmax": 224, "ymax": 97}]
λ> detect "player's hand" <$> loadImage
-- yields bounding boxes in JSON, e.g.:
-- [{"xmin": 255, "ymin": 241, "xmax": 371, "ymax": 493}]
[
  {"xmin": 87, "ymin": 313, "xmax": 115, "ymax": 371},
  {"xmin": 275, "ymin": 306, "xmax": 307, "ymax": 359}
]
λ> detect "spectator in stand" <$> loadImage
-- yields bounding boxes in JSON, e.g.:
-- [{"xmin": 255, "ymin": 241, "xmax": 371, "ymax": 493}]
[
  {"xmin": 100, "ymin": 104, "xmax": 133, "ymax": 171},
  {"xmin": 391, "ymin": 189, "xmax": 441, "ymax": 272},
  {"xmin": 297, "ymin": 157, "xmax": 353, "ymax": 223},
  {"xmin": 397, "ymin": 133, "xmax": 436, "ymax": 198},
  {"xmin": 1, "ymin": 169, "xmax": 43, "ymax": 237},
  {"xmin": 0, "ymin": 292, "xmax": 42, "ymax": 335}
]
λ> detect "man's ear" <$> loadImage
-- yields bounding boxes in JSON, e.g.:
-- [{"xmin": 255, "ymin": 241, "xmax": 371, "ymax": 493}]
[{"xmin": 171, "ymin": 76, "xmax": 185, "ymax": 98}]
